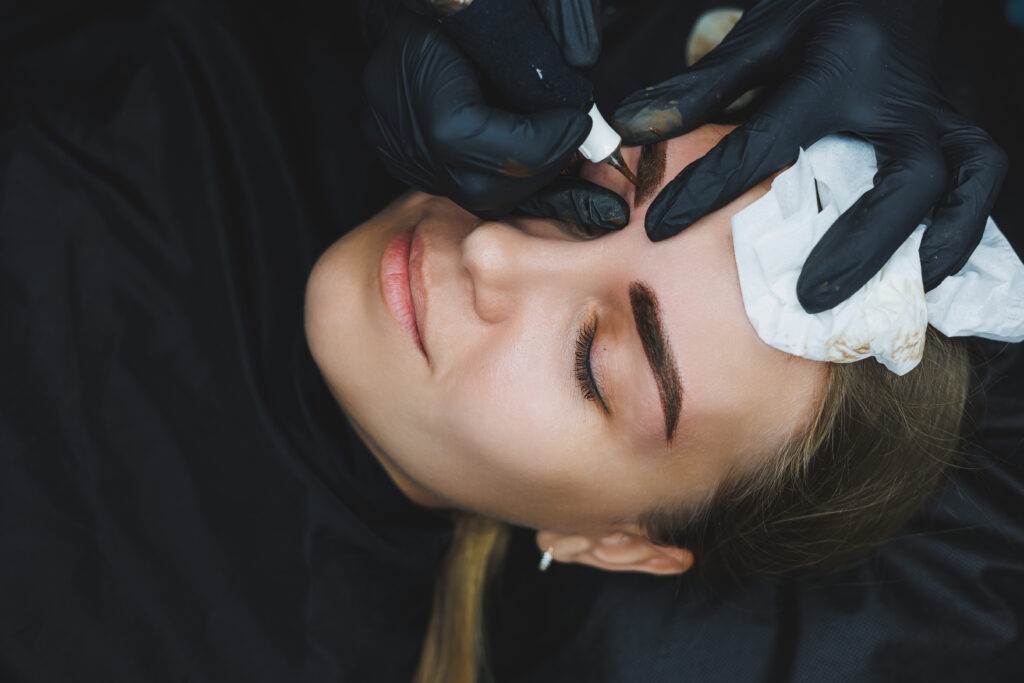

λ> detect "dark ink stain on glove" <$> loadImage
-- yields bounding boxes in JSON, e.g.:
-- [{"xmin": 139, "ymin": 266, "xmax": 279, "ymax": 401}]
[{"xmin": 613, "ymin": 105, "xmax": 684, "ymax": 145}]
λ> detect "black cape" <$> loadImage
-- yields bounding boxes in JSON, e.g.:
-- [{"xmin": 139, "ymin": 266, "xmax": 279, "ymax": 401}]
[
  {"xmin": 3, "ymin": 2, "xmax": 1023, "ymax": 682},
  {"xmin": 2, "ymin": 2, "xmax": 453, "ymax": 681}
]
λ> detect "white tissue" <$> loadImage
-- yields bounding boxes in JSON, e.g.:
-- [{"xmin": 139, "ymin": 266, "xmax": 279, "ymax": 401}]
[{"xmin": 732, "ymin": 135, "xmax": 1024, "ymax": 375}]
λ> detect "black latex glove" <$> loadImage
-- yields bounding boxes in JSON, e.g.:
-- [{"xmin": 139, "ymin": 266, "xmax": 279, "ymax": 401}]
[
  {"xmin": 612, "ymin": 0, "xmax": 1008, "ymax": 312},
  {"xmin": 361, "ymin": 1, "xmax": 629, "ymax": 234}
]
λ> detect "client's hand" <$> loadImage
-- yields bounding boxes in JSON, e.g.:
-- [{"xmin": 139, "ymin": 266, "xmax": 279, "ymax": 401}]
[
  {"xmin": 612, "ymin": 0, "xmax": 1008, "ymax": 313},
  {"xmin": 360, "ymin": 1, "xmax": 629, "ymax": 234}
]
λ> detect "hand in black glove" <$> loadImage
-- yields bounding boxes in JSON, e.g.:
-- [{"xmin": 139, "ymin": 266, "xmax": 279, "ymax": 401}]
[
  {"xmin": 612, "ymin": 0, "xmax": 1008, "ymax": 312},
  {"xmin": 361, "ymin": 1, "xmax": 629, "ymax": 234}
]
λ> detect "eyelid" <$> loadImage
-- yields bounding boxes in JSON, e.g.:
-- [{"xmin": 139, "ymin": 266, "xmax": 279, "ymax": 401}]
[
  {"xmin": 590, "ymin": 319, "xmax": 611, "ymax": 414},
  {"xmin": 575, "ymin": 312, "xmax": 611, "ymax": 415}
]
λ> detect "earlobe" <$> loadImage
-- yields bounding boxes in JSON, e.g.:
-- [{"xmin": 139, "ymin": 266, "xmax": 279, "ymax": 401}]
[{"xmin": 535, "ymin": 529, "xmax": 694, "ymax": 576}]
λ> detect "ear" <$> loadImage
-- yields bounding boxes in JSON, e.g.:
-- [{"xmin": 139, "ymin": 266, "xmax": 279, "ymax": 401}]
[{"xmin": 536, "ymin": 528, "xmax": 694, "ymax": 576}]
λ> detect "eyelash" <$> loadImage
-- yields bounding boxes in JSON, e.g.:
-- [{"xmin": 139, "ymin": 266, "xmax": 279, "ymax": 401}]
[{"xmin": 574, "ymin": 314, "xmax": 609, "ymax": 414}]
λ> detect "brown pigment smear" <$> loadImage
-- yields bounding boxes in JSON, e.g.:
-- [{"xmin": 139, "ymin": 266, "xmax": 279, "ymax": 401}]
[{"xmin": 633, "ymin": 142, "xmax": 667, "ymax": 207}]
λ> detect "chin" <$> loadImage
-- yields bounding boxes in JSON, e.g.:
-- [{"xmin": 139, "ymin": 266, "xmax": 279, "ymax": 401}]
[
  {"xmin": 305, "ymin": 224, "xmax": 383, "ymax": 407},
  {"xmin": 304, "ymin": 226, "xmax": 424, "ymax": 426}
]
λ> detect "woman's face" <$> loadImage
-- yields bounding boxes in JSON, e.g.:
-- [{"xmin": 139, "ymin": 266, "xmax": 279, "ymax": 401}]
[{"xmin": 305, "ymin": 125, "xmax": 825, "ymax": 537}]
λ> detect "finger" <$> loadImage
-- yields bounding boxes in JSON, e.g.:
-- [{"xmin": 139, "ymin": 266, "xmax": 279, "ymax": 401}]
[
  {"xmin": 643, "ymin": 70, "xmax": 831, "ymax": 240},
  {"xmin": 395, "ymin": 11, "xmax": 592, "ymax": 179},
  {"xmin": 420, "ymin": 35, "xmax": 590, "ymax": 174},
  {"xmin": 513, "ymin": 177, "xmax": 630, "ymax": 234},
  {"xmin": 797, "ymin": 127, "xmax": 949, "ymax": 313},
  {"xmin": 534, "ymin": 0, "xmax": 602, "ymax": 67},
  {"xmin": 919, "ymin": 116, "xmax": 1008, "ymax": 291},
  {"xmin": 447, "ymin": 165, "xmax": 567, "ymax": 216},
  {"xmin": 611, "ymin": 56, "xmax": 761, "ymax": 146},
  {"xmin": 427, "ymin": 97, "xmax": 591, "ymax": 179},
  {"xmin": 360, "ymin": 104, "xmax": 441, "ymax": 195},
  {"xmin": 610, "ymin": 1, "xmax": 794, "ymax": 145},
  {"xmin": 363, "ymin": 10, "xmax": 481, "ymax": 199}
]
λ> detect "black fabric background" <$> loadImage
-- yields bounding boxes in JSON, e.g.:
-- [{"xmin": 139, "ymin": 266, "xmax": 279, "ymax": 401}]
[
  {"xmin": 1, "ymin": 2, "xmax": 453, "ymax": 681},
  {"xmin": 1, "ymin": 1, "xmax": 1022, "ymax": 682}
]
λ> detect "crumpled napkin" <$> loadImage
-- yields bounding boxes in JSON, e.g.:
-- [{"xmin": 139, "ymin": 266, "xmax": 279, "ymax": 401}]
[{"xmin": 731, "ymin": 134, "xmax": 1024, "ymax": 375}]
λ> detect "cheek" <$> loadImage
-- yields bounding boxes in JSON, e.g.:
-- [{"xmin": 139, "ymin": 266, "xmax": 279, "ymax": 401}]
[
  {"xmin": 440, "ymin": 334, "xmax": 590, "ymax": 486},
  {"xmin": 435, "ymin": 325, "xmax": 673, "ymax": 529}
]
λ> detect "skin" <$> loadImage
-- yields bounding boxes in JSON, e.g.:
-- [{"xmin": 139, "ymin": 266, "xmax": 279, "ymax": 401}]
[{"xmin": 304, "ymin": 124, "xmax": 826, "ymax": 576}]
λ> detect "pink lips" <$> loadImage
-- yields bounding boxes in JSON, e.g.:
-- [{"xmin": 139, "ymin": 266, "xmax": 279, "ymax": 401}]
[{"xmin": 380, "ymin": 228, "xmax": 428, "ymax": 361}]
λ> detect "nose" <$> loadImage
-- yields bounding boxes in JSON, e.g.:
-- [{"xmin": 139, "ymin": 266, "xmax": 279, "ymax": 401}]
[{"xmin": 460, "ymin": 221, "xmax": 562, "ymax": 323}]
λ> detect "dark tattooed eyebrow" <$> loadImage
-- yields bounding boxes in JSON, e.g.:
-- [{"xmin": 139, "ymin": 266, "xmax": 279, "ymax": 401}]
[
  {"xmin": 629, "ymin": 280, "xmax": 683, "ymax": 444},
  {"xmin": 633, "ymin": 142, "xmax": 667, "ymax": 207}
]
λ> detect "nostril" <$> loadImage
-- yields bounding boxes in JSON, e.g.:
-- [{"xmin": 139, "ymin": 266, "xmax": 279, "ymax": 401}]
[
  {"xmin": 461, "ymin": 222, "xmax": 523, "ymax": 323},
  {"xmin": 461, "ymin": 221, "xmax": 517, "ymax": 279},
  {"xmin": 470, "ymin": 286, "xmax": 510, "ymax": 324}
]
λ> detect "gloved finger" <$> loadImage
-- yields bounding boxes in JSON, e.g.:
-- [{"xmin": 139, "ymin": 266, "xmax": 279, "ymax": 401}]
[
  {"xmin": 426, "ymin": 93, "xmax": 592, "ymax": 179},
  {"xmin": 414, "ymin": 16, "xmax": 591, "ymax": 178},
  {"xmin": 919, "ymin": 115, "xmax": 1009, "ymax": 291},
  {"xmin": 611, "ymin": 53, "xmax": 763, "ymax": 146},
  {"xmin": 360, "ymin": 104, "xmax": 443, "ymax": 195},
  {"xmin": 512, "ymin": 177, "xmax": 630, "ymax": 235},
  {"xmin": 361, "ymin": 11, "xmax": 456, "ymax": 194},
  {"xmin": 534, "ymin": 0, "xmax": 602, "ymax": 67},
  {"xmin": 796, "ymin": 126, "xmax": 949, "ymax": 314},
  {"xmin": 384, "ymin": 11, "xmax": 592, "ymax": 181},
  {"xmin": 447, "ymin": 164, "xmax": 575, "ymax": 216},
  {"xmin": 610, "ymin": 1, "xmax": 800, "ymax": 146},
  {"xmin": 642, "ymin": 68, "xmax": 832, "ymax": 240}
]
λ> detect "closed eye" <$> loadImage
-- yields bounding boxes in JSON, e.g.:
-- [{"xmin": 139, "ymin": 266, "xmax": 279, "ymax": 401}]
[{"xmin": 574, "ymin": 313, "xmax": 610, "ymax": 414}]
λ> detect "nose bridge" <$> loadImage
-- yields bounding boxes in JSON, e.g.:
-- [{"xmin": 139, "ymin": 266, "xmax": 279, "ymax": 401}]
[{"xmin": 461, "ymin": 221, "xmax": 567, "ymax": 322}]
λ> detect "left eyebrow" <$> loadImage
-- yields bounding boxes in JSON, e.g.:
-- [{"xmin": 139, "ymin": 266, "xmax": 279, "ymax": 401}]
[
  {"xmin": 628, "ymin": 281, "xmax": 683, "ymax": 444},
  {"xmin": 633, "ymin": 142, "xmax": 667, "ymax": 207}
]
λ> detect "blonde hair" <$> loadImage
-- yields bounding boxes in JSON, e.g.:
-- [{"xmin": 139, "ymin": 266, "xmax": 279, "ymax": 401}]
[
  {"xmin": 414, "ymin": 515, "xmax": 510, "ymax": 683},
  {"xmin": 414, "ymin": 326, "xmax": 973, "ymax": 682}
]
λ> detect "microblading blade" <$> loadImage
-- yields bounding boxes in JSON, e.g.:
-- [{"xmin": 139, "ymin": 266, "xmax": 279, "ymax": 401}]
[{"xmin": 605, "ymin": 148, "xmax": 638, "ymax": 187}]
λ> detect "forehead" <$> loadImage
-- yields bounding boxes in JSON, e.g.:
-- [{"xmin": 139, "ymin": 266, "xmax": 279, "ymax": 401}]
[{"xmin": 582, "ymin": 126, "xmax": 825, "ymax": 464}]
